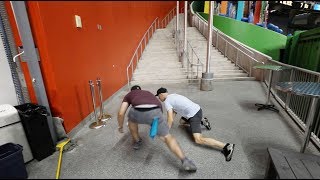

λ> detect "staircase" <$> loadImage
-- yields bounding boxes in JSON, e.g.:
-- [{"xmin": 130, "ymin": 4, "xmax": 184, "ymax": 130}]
[
  {"xmin": 186, "ymin": 27, "xmax": 255, "ymax": 81},
  {"xmin": 130, "ymin": 14, "xmax": 254, "ymax": 85},
  {"xmin": 130, "ymin": 28, "xmax": 188, "ymax": 85}
]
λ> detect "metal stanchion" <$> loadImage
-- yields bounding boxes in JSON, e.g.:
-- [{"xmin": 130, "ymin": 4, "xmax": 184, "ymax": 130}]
[
  {"xmin": 88, "ymin": 80, "xmax": 106, "ymax": 129},
  {"xmin": 96, "ymin": 77, "xmax": 112, "ymax": 122}
]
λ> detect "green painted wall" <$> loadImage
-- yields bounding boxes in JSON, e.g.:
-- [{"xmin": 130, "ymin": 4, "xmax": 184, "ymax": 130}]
[
  {"xmin": 191, "ymin": 1, "xmax": 204, "ymax": 13},
  {"xmin": 198, "ymin": 13, "xmax": 287, "ymax": 61},
  {"xmin": 285, "ymin": 27, "xmax": 320, "ymax": 72}
]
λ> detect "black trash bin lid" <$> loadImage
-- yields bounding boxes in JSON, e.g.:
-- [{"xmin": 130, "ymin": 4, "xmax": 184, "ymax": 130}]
[{"xmin": 0, "ymin": 143, "xmax": 22, "ymax": 160}]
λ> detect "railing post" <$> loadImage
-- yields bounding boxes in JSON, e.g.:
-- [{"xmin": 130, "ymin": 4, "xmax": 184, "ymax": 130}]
[
  {"xmin": 127, "ymin": 67, "xmax": 130, "ymax": 89},
  {"xmin": 216, "ymin": 30, "xmax": 219, "ymax": 50},
  {"xmin": 249, "ymin": 58, "xmax": 252, "ymax": 77},
  {"xmin": 131, "ymin": 56, "xmax": 134, "ymax": 74},
  {"xmin": 200, "ymin": 1, "xmax": 214, "ymax": 91},
  {"xmin": 224, "ymin": 40, "xmax": 227, "ymax": 57},
  {"xmin": 285, "ymin": 69, "xmax": 294, "ymax": 110},
  {"xmin": 235, "ymin": 49, "xmax": 239, "ymax": 66},
  {"xmin": 144, "ymin": 35, "xmax": 147, "ymax": 47},
  {"xmin": 136, "ymin": 52, "xmax": 139, "ymax": 69},
  {"xmin": 301, "ymin": 97, "xmax": 318, "ymax": 153},
  {"xmin": 140, "ymin": 44, "xmax": 143, "ymax": 60}
]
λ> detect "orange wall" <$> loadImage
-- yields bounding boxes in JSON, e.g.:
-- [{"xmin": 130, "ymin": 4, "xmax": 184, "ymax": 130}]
[{"xmin": 6, "ymin": 1, "xmax": 175, "ymax": 132}]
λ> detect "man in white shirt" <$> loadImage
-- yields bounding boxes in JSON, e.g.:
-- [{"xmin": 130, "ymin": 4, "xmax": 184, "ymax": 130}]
[
  {"xmin": 118, "ymin": 85, "xmax": 197, "ymax": 171},
  {"xmin": 155, "ymin": 87, "xmax": 235, "ymax": 162}
]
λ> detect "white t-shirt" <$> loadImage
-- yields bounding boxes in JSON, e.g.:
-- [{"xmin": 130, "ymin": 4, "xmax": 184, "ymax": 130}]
[{"xmin": 164, "ymin": 94, "xmax": 200, "ymax": 119}]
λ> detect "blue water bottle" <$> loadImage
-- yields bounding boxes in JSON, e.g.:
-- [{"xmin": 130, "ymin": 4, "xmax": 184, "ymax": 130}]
[{"xmin": 149, "ymin": 117, "xmax": 159, "ymax": 139}]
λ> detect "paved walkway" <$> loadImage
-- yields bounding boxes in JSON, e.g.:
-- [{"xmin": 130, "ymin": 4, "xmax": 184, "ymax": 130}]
[{"xmin": 25, "ymin": 81, "xmax": 320, "ymax": 179}]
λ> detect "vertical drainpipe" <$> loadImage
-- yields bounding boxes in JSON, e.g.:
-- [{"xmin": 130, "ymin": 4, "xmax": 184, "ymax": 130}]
[
  {"xmin": 200, "ymin": 1, "xmax": 214, "ymax": 91},
  {"xmin": 10, "ymin": 1, "xmax": 57, "ymax": 145}
]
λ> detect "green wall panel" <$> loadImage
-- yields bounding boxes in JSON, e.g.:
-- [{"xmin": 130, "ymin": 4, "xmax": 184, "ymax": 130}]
[
  {"xmin": 193, "ymin": 1, "xmax": 320, "ymax": 72},
  {"xmin": 192, "ymin": 1, "xmax": 204, "ymax": 13},
  {"xmin": 286, "ymin": 27, "xmax": 320, "ymax": 72},
  {"xmin": 199, "ymin": 14, "xmax": 287, "ymax": 60}
]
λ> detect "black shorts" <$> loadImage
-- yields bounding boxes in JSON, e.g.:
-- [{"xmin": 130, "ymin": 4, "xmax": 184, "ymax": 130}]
[{"xmin": 182, "ymin": 108, "xmax": 202, "ymax": 134}]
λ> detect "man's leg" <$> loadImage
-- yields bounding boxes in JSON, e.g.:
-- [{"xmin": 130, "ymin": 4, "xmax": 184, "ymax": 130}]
[
  {"xmin": 193, "ymin": 133, "xmax": 235, "ymax": 161},
  {"xmin": 159, "ymin": 134, "xmax": 185, "ymax": 160},
  {"xmin": 192, "ymin": 133, "xmax": 225, "ymax": 149},
  {"xmin": 128, "ymin": 121, "xmax": 143, "ymax": 150},
  {"xmin": 188, "ymin": 111, "xmax": 235, "ymax": 161},
  {"xmin": 159, "ymin": 134, "xmax": 197, "ymax": 171},
  {"xmin": 128, "ymin": 121, "xmax": 140, "ymax": 141}
]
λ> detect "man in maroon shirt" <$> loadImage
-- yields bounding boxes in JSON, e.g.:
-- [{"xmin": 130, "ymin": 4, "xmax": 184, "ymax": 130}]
[{"xmin": 117, "ymin": 85, "xmax": 197, "ymax": 171}]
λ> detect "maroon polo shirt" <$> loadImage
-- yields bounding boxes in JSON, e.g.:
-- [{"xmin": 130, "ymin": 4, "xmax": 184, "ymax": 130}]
[{"xmin": 123, "ymin": 89, "xmax": 162, "ymax": 111}]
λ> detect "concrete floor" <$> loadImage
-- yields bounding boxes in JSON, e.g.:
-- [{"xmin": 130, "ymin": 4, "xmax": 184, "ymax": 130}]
[{"xmin": 25, "ymin": 81, "xmax": 320, "ymax": 179}]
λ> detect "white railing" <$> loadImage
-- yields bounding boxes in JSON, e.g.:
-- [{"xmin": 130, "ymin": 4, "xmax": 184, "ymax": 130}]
[
  {"xmin": 160, "ymin": 7, "xmax": 176, "ymax": 29},
  {"xmin": 190, "ymin": 9, "xmax": 320, "ymax": 149},
  {"xmin": 190, "ymin": 11, "xmax": 259, "ymax": 78},
  {"xmin": 126, "ymin": 17, "xmax": 159, "ymax": 89},
  {"xmin": 185, "ymin": 40, "xmax": 204, "ymax": 79}
]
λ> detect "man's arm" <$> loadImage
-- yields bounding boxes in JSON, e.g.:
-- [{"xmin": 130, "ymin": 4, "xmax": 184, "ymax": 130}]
[
  {"xmin": 167, "ymin": 108, "xmax": 175, "ymax": 129},
  {"xmin": 117, "ymin": 102, "xmax": 129, "ymax": 133}
]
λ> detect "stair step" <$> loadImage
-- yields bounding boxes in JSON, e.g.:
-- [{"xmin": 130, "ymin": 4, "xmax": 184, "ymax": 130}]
[
  {"xmin": 188, "ymin": 76, "xmax": 256, "ymax": 83},
  {"xmin": 213, "ymin": 73, "xmax": 248, "ymax": 78},
  {"xmin": 132, "ymin": 74, "xmax": 186, "ymax": 79},
  {"xmin": 128, "ymin": 17, "xmax": 253, "ymax": 85},
  {"xmin": 131, "ymin": 79, "xmax": 189, "ymax": 85}
]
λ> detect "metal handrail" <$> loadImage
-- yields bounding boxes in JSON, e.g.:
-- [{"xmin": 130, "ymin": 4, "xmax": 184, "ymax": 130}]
[
  {"xmin": 185, "ymin": 40, "xmax": 203, "ymax": 79},
  {"xmin": 126, "ymin": 17, "xmax": 159, "ymax": 89},
  {"xmin": 161, "ymin": 7, "xmax": 176, "ymax": 29},
  {"xmin": 190, "ymin": 9, "xmax": 320, "ymax": 149},
  {"xmin": 215, "ymin": 30, "xmax": 258, "ymax": 76}
]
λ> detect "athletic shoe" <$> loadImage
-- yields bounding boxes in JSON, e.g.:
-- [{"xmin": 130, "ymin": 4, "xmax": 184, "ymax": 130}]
[
  {"xmin": 221, "ymin": 143, "xmax": 235, "ymax": 161},
  {"xmin": 133, "ymin": 138, "xmax": 142, "ymax": 150},
  {"xmin": 182, "ymin": 157, "xmax": 197, "ymax": 171},
  {"xmin": 201, "ymin": 117, "xmax": 211, "ymax": 130}
]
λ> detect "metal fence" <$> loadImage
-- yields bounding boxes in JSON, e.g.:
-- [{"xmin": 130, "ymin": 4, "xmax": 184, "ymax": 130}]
[
  {"xmin": 126, "ymin": 7, "xmax": 177, "ymax": 89},
  {"xmin": 190, "ymin": 8, "xmax": 320, "ymax": 149}
]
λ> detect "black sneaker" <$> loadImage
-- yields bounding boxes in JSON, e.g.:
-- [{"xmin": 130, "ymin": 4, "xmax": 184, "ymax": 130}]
[
  {"xmin": 221, "ymin": 143, "xmax": 235, "ymax": 161},
  {"xmin": 201, "ymin": 117, "xmax": 211, "ymax": 130},
  {"xmin": 133, "ymin": 138, "xmax": 142, "ymax": 150},
  {"xmin": 182, "ymin": 157, "xmax": 197, "ymax": 171}
]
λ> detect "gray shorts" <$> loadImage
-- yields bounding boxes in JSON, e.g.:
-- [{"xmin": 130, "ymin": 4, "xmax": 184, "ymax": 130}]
[{"xmin": 128, "ymin": 107, "xmax": 169, "ymax": 137}]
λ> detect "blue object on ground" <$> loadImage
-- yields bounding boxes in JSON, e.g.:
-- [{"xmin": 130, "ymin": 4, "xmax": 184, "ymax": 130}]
[
  {"xmin": 241, "ymin": 17, "xmax": 248, "ymax": 22},
  {"xmin": 267, "ymin": 23, "xmax": 279, "ymax": 31},
  {"xmin": 277, "ymin": 29, "xmax": 283, "ymax": 34},
  {"xmin": 149, "ymin": 117, "xmax": 159, "ymax": 139},
  {"xmin": 248, "ymin": 12, "xmax": 253, "ymax": 23},
  {"xmin": 256, "ymin": 23, "xmax": 264, "ymax": 27}
]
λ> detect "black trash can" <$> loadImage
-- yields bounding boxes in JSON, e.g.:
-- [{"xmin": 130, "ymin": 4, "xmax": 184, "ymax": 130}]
[
  {"xmin": 0, "ymin": 143, "xmax": 28, "ymax": 178},
  {"xmin": 14, "ymin": 103, "xmax": 55, "ymax": 161}
]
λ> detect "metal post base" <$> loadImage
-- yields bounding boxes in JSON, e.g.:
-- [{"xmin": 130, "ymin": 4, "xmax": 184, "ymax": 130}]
[
  {"xmin": 178, "ymin": 53, "xmax": 183, "ymax": 62},
  {"xmin": 100, "ymin": 114, "xmax": 112, "ymax": 122},
  {"xmin": 255, "ymin": 103, "xmax": 279, "ymax": 112},
  {"xmin": 182, "ymin": 52, "xmax": 187, "ymax": 68},
  {"xmin": 200, "ymin": 73, "xmax": 214, "ymax": 91},
  {"xmin": 89, "ymin": 120, "xmax": 106, "ymax": 129}
]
